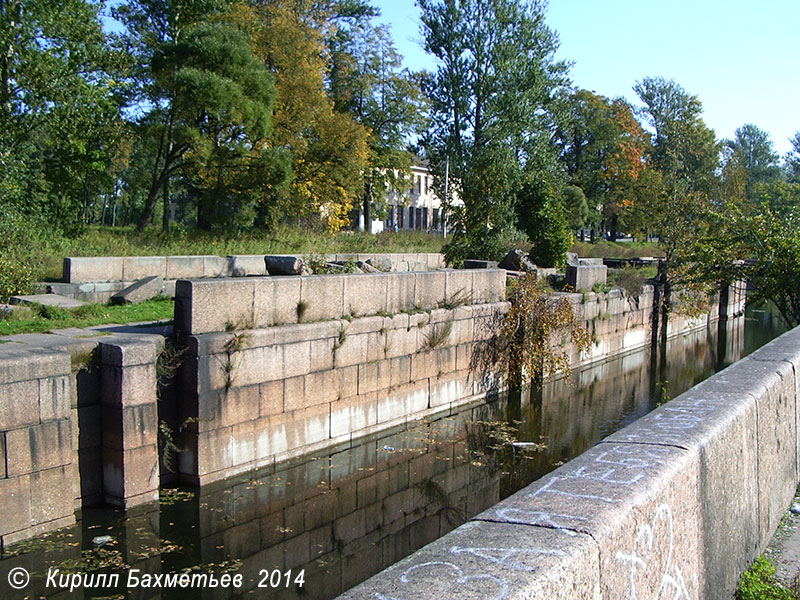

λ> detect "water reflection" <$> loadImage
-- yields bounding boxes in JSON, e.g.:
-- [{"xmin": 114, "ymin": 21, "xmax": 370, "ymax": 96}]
[{"xmin": 0, "ymin": 305, "xmax": 786, "ymax": 599}]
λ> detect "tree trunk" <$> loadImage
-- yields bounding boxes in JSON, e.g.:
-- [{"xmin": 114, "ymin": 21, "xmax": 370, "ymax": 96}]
[
  {"xmin": 137, "ymin": 180, "xmax": 163, "ymax": 232},
  {"xmin": 196, "ymin": 186, "xmax": 217, "ymax": 231},
  {"xmin": 161, "ymin": 177, "xmax": 170, "ymax": 233},
  {"xmin": 363, "ymin": 181, "xmax": 372, "ymax": 233},
  {"xmin": 610, "ymin": 214, "xmax": 618, "ymax": 242}
]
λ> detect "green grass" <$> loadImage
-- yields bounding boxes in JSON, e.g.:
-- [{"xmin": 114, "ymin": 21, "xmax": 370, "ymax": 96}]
[
  {"xmin": 737, "ymin": 555, "xmax": 799, "ymax": 599},
  {"xmin": 33, "ymin": 225, "xmax": 445, "ymax": 280},
  {"xmin": 570, "ymin": 240, "xmax": 665, "ymax": 259},
  {"xmin": 0, "ymin": 297, "xmax": 174, "ymax": 336}
]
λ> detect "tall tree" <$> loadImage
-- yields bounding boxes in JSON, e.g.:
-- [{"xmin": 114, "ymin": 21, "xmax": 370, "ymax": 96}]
[
  {"xmin": 0, "ymin": 0, "xmax": 123, "ymax": 233},
  {"xmin": 116, "ymin": 0, "xmax": 289, "ymax": 231},
  {"xmin": 784, "ymin": 132, "xmax": 800, "ymax": 183},
  {"xmin": 553, "ymin": 90, "xmax": 651, "ymax": 240},
  {"xmin": 418, "ymin": 0, "xmax": 569, "ymax": 260},
  {"xmin": 725, "ymin": 124, "xmax": 781, "ymax": 201},
  {"xmin": 634, "ymin": 76, "xmax": 718, "ymax": 198},
  {"xmin": 234, "ymin": 0, "xmax": 369, "ymax": 231},
  {"xmin": 329, "ymin": 19, "xmax": 426, "ymax": 229},
  {"xmin": 633, "ymin": 77, "xmax": 721, "ymax": 334},
  {"xmin": 116, "ymin": 0, "xmax": 223, "ymax": 231}
]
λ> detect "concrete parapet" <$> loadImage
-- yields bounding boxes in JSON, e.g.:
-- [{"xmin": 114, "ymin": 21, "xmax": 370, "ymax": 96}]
[
  {"xmin": 175, "ymin": 269, "xmax": 507, "ymax": 336},
  {"xmin": 346, "ymin": 324, "xmax": 800, "ymax": 600},
  {"xmin": 63, "ymin": 253, "xmax": 446, "ymax": 284}
]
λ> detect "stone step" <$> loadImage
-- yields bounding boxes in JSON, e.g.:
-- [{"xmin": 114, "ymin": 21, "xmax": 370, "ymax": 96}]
[{"xmin": 9, "ymin": 294, "xmax": 88, "ymax": 309}]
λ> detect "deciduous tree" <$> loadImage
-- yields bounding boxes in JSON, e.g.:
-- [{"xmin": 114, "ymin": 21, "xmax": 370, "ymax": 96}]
[
  {"xmin": 725, "ymin": 124, "xmax": 781, "ymax": 201},
  {"xmin": 329, "ymin": 19, "xmax": 426, "ymax": 228},
  {"xmin": 633, "ymin": 77, "xmax": 721, "ymax": 334},
  {"xmin": 236, "ymin": 0, "xmax": 369, "ymax": 231},
  {"xmin": 0, "ymin": 0, "xmax": 124, "ymax": 234},
  {"xmin": 418, "ymin": 0, "xmax": 568, "ymax": 261}
]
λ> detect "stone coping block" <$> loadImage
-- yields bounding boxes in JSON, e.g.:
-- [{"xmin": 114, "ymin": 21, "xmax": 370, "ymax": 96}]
[
  {"xmin": 122, "ymin": 256, "xmax": 167, "ymax": 281},
  {"xmin": 110, "ymin": 276, "xmax": 165, "ymax": 305},
  {"xmin": 98, "ymin": 334, "xmax": 165, "ymax": 368},
  {"xmin": 0, "ymin": 345, "xmax": 70, "ymax": 385},
  {"xmin": 63, "ymin": 253, "xmax": 446, "ymax": 283},
  {"xmin": 338, "ymin": 520, "xmax": 600, "ymax": 600},
  {"xmin": 566, "ymin": 265, "xmax": 608, "ymax": 292},
  {"xmin": 10, "ymin": 294, "xmax": 88, "ymax": 309},
  {"xmin": 175, "ymin": 270, "xmax": 507, "ymax": 335},
  {"xmin": 63, "ymin": 257, "xmax": 124, "ymax": 283}
]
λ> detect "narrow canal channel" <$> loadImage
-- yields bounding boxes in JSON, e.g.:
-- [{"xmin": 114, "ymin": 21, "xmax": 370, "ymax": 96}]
[{"xmin": 0, "ymin": 304, "xmax": 787, "ymax": 599}]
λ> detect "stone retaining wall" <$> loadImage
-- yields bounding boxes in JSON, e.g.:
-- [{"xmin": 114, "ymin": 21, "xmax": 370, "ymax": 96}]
[
  {"xmin": 62, "ymin": 253, "xmax": 445, "ymax": 284},
  {"xmin": 0, "ymin": 346, "xmax": 74, "ymax": 547},
  {"xmin": 0, "ymin": 330, "xmax": 164, "ymax": 548},
  {"xmin": 341, "ymin": 323, "xmax": 800, "ymax": 600},
  {"xmin": 177, "ymin": 299, "xmax": 510, "ymax": 484},
  {"xmin": 0, "ymin": 267, "xmax": 747, "ymax": 549},
  {"xmin": 561, "ymin": 279, "xmax": 746, "ymax": 370}
]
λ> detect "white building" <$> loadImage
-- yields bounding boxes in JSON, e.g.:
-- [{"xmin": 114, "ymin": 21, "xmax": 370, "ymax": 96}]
[{"xmin": 358, "ymin": 160, "xmax": 461, "ymax": 234}]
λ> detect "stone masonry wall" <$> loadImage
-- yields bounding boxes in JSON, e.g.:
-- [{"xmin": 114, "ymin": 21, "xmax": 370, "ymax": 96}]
[
  {"xmin": 176, "ymin": 269, "xmax": 509, "ymax": 485},
  {"xmin": 174, "ymin": 269, "xmax": 505, "ymax": 335},
  {"xmin": 0, "ymin": 266, "xmax": 746, "ymax": 548},
  {"xmin": 0, "ymin": 345, "xmax": 74, "ymax": 547},
  {"xmin": 556, "ymin": 280, "xmax": 746, "ymax": 372},
  {"xmin": 341, "ymin": 322, "xmax": 800, "ymax": 600},
  {"xmin": 0, "ymin": 329, "xmax": 165, "ymax": 548}
]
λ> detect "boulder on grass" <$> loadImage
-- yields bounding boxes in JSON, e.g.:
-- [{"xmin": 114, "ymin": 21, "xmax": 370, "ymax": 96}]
[{"xmin": 498, "ymin": 249, "xmax": 536, "ymax": 272}]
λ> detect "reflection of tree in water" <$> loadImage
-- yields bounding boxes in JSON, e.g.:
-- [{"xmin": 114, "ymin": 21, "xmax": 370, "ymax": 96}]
[{"xmin": 415, "ymin": 478, "xmax": 466, "ymax": 528}]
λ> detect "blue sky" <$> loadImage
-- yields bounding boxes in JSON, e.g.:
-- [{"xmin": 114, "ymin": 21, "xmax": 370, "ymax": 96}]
[{"xmin": 372, "ymin": 0, "xmax": 800, "ymax": 156}]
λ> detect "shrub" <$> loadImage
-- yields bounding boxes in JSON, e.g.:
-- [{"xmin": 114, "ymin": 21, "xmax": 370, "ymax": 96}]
[
  {"xmin": 442, "ymin": 227, "xmax": 529, "ymax": 268},
  {"xmin": 517, "ymin": 178, "xmax": 573, "ymax": 269},
  {"xmin": 608, "ymin": 266, "xmax": 652, "ymax": 297},
  {"xmin": 501, "ymin": 273, "xmax": 591, "ymax": 384},
  {"xmin": 0, "ymin": 256, "xmax": 35, "ymax": 302}
]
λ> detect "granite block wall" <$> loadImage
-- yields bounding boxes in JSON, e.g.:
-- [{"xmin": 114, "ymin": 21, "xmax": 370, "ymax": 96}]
[{"xmin": 342, "ymin": 324, "xmax": 800, "ymax": 600}]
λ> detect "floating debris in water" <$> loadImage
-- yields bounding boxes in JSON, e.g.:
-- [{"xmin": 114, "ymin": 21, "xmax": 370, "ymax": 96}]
[{"xmin": 92, "ymin": 535, "xmax": 114, "ymax": 548}]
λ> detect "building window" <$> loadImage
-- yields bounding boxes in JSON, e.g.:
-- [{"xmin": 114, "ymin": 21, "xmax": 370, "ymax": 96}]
[
  {"xmin": 433, "ymin": 208, "xmax": 440, "ymax": 230},
  {"xmin": 398, "ymin": 206, "xmax": 404, "ymax": 229},
  {"xmin": 409, "ymin": 205, "xmax": 415, "ymax": 229},
  {"xmin": 422, "ymin": 207, "xmax": 428, "ymax": 229}
]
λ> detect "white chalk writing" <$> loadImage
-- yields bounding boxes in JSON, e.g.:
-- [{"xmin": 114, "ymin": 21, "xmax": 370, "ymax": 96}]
[{"xmin": 615, "ymin": 503, "xmax": 692, "ymax": 600}]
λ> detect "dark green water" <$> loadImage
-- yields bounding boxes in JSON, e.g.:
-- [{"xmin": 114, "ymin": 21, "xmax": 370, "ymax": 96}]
[{"xmin": 0, "ymin": 305, "xmax": 788, "ymax": 600}]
